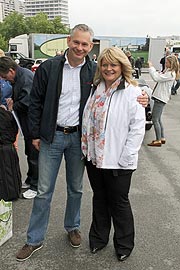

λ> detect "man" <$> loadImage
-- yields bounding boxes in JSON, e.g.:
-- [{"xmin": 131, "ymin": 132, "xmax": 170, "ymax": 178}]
[
  {"xmin": 56, "ymin": 50, "xmax": 64, "ymax": 56},
  {"xmin": 92, "ymin": 53, "xmax": 97, "ymax": 62},
  {"xmin": 135, "ymin": 57, "xmax": 142, "ymax": 76},
  {"xmin": 160, "ymin": 48, "xmax": 171, "ymax": 72},
  {"xmin": 171, "ymin": 53, "xmax": 180, "ymax": 95},
  {"xmin": 0, "ymin": 57, "xmax": 39, "ymax": 199},
  {"xmin": 16, "ymin": 24, "xmax": 148, "ymax": 262},
  {"xmin": 0, "ymin": 49, "xmax": 12, "ymax": 108}
]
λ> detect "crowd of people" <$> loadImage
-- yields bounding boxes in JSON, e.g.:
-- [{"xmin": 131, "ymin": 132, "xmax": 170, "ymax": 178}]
[{"xmin": 1, "ymin": 23, "xmax": 178, "ymax": 263}]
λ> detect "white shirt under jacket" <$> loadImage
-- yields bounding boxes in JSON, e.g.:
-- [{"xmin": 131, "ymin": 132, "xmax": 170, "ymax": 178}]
[
  {"xmin": 87, "ymin": 82, "xmax": 145, "ymax": 170},
  {"xmin": 149, "ymin": 67, "xmax": 176, "ymax": 104}
]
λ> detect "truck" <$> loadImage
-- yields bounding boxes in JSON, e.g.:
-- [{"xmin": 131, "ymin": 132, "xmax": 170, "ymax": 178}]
[
  {"xmin": 8, "ymin": 33, "xmax": 110, "ymax": 60},
  {"xmin": 171, "ymin": 44, "xmax": 180, "ymax": 56},
  {"xmin": 9, "ymin": 34, "xmax": 170, "ymax": 71}
]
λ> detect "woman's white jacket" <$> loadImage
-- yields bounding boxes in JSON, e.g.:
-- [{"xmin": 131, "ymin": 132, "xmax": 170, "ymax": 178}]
[
  {"xmin": 91, "ymin": 81, "xmax": 145, "ymax": 170},
  {"xmin": 149, "ymin": 66, "xmax": 175, "ymax": 103}
]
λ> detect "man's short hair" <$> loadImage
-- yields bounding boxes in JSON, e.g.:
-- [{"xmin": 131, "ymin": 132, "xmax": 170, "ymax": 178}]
[
  {"xmin": 0, "ymin": 56, "xmax": 18, "ymax": 74},
  {"xmin": 70, "ymin": 24, "xmax": 94, "ymax": 42}
]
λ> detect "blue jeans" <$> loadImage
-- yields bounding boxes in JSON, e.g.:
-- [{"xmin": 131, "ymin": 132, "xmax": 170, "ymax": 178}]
[
  {"xmin": 27, "ymin": 130, "xmax": 85, "ymax": 245},
  {"xmin": 152, "ymin": 99, "xmax": 165, "ymax": 140}
]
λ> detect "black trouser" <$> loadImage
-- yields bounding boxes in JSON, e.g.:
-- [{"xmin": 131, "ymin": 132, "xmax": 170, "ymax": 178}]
[
  {"xmin": 17, "ymin": 112, "xmax": 39, "ymax": 191},
  {"xmin": 86, "ymin": 161, "xmax": 135, "ymax": 256},
  {"xmin": 24, "ymin": 138, "xmax": 39, "ymax": 191}
]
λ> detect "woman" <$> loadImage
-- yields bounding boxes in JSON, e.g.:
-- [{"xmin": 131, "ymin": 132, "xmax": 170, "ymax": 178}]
[
  {"xmin": 147, "ymin": 55, "xmax": 179, "ymax": 147},
  {"xmin": 0, "ymin": 104, "xmax": 21, "ymax": 201},
  {"xmin": 82, "ymin": 47, "xmax": 145, "ymax": 261}
]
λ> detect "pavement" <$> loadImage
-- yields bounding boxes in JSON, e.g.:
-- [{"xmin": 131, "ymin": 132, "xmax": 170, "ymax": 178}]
[{"xmin": 1, "ymin": 73, "xmax": 180, "ymax": 270}]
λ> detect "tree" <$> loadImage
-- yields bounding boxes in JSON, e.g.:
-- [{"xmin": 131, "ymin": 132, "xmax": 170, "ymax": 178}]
[
  {"xmin": 50, "ymin": 16, "xmax": 70, "ymax": 34},
  {"xmin": 1, "ymin": 12, "xmax": 28, "ymax": 40},
  {"xmin": 25, "ymin": 12, "xmax": 54, "ymax": 34},
  {"xmin": 0, "ymin": 12, "xmax": 70, "ymax": 51},
  {"xmin": 142, "ymin": 35, "xmax": 150, "ymax": 51},
  {"xmin": 0, "ymin": 34, "xmax": 8, "ymax": 51}
]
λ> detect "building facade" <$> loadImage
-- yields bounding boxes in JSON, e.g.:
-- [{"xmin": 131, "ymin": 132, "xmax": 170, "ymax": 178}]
[
  {"xmin": 24, "ymin": 0, "xmax": 69, "ymax": 25},
  {"xmin": 0, "ymin": 0, "xmax": 24, "ymax": 22}
]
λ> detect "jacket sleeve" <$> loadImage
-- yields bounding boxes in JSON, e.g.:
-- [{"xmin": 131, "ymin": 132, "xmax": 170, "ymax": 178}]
[
  {"xmin": 13, "ymin": 71, "xmax": 34, "ymax": 113},
  {"xmin": 149, "ymin": 67, "xmax": 175, "ymax": 82},
  {"xmin": 28, "ymin": 64, "xmax": 48, "ymax": 139},
  {"xmin": 118, "ymin": 88, "xmax": 145, "ymax": 168}
]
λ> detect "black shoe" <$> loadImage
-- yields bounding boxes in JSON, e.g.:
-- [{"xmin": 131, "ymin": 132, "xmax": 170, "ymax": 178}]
[{"xmin": 116, "ymin": 253, "xmax": 130, "ymax": 261}]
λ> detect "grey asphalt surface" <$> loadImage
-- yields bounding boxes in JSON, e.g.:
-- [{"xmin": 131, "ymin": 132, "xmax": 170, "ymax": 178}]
[{"xmin": 1, "ymin": 71, "xmax": 180, "ymax": 270}]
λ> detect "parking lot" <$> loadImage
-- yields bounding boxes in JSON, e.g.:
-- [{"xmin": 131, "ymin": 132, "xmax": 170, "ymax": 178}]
[{"xmin": 1, "ymin": 71, "xmax": 180, "ymax": 270}]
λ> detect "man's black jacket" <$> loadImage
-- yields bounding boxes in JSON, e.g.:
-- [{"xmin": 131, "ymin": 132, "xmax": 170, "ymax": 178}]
[
  {"xmin": 29, "ymin": 53, "xmax": 96, "ymax": 143},
  {"xmin": 12, "ymin": 66, "xmax": 34, "ymax": 138}
]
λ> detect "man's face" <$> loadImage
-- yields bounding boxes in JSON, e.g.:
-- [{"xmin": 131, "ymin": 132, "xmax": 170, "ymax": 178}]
[
  {"xmin": 0, "ymin": 68, "xmax": 16, "ymax": 83},
  {"xmin": 67, "ymin": 30, "xmax": 93, "ymax": 64}
]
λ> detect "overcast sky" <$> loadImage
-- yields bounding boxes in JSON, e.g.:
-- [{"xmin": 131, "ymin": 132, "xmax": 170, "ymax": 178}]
[{"xmin": 68, "ymin": 0, "xmax": 180, "ymax": 37}]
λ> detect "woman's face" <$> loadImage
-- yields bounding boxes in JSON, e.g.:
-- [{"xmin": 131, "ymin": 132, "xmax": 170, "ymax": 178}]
[{"xmin": 100, "ymin": 58, "xmax": 122, "ymax": 86}]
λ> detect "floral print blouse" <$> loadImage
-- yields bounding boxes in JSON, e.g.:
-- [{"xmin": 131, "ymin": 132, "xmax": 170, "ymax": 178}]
[{"xmin": 82, "ymin": 78, "xmax": 121, "ymax": 168}]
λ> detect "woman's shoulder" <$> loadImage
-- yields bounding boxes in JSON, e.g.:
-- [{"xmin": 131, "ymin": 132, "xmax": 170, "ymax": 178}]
[{"xmin": 125, "ymin": 83, "xmax": 142, "ymax": 96}]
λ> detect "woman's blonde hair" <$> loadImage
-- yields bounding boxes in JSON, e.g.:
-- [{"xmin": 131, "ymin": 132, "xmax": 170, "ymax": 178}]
[
  {"xmin": 166, "ymin": 55, "xmax": 180, "ymax": 80},
  {"xmin": 93, "ymin": 47, "xmax": 137, "ymax": 86}
]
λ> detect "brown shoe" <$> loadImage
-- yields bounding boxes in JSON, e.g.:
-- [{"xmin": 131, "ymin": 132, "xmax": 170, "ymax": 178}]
[
  {"xmin": 68, "ymin": 229, "xmax": 81, "ymax": 248},
  {"xmin": 161, "ymin": 138, "xmax": 166, "ymax": 144},
  {"xmin": 147, "ymin": 140, "xmax": 162, "ymax": 147},
  {"xmin": 16, "ymin": 244, "xmax": 43, "ymax": 262}
]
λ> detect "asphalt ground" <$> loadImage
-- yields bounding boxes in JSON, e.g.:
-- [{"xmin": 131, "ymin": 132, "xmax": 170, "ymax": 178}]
[{"xmin": 1, "ymin": 71, "xmax": 180, "ymax": 270}]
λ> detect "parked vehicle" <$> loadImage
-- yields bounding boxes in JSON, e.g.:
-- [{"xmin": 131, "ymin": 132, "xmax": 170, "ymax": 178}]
[
  {"xmin": 31, "ymin": 58, "xmax": 47, "ymax": 72},
  {"xmin": 136, "ymin": 79, "xmax": 153, "ymax": 131},
  {"xmin": 5, "ymin": 51, "xmax": 35, "ymax": 70}
]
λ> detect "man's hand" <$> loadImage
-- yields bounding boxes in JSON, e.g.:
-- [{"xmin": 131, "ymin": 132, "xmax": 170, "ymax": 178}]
[
  {"xmin": 0, "ymin": 104, "xmax": 7, "ymax": 110},
  {"xmin": 137, "ymin": 90, "xmax": 149, "ymax": 108},
  {"xmin": 32, "ymin": 139, "xmax": 41, "ymax": 151},
  {"xmin": 6, "ymin": 98, "xmax": 13, "ymax": 111}
]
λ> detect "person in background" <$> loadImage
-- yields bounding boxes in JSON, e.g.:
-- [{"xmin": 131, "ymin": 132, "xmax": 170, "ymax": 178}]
[
  {"xmin": 15, "ymin": 24, "xmax": 148, "ymax": 262},
  {"xmin": 171, "ymin": 53, "xmax": 180, "ymax": 95},
  {"xmin": 0, "ymin": 56, "xmax": 39, "ymax": 199},
  {"xmin": 0, "ymin": 104, "xmax": 21, "ymax": 201},
  {"xmin": 160, "ymin": 48, "xmax": 171, "ymax": 72},
  {"xmin": 0, "ymin": 49, "xmax": 19, "ymax": 150},
  {"xmin": 56, "ymin": 50, "xmax": 64, "ymax": 56},
  {"xmin": 125, "ymin": 50, "xmax": 135, "ymax": 68},
  {"xmin": 92, "ymin": 54, "xmax": 97, "ymax": 62},
  {"xmin": 0, "ymin": 49, "xmax": 12, "ymax": 108},
  {"xmin": 82, "ymin": 47, "xmax": 145, "ymax": 262},
  {"xmin": 147, "ymin": 55, "xmax": 179, "ymax": 147},
  {"xmin": 135, "ymin": 57, "xmax": 142, "ymax": 76}
]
